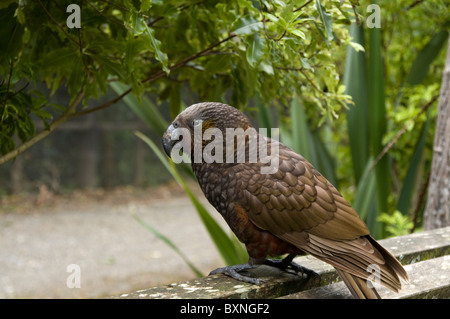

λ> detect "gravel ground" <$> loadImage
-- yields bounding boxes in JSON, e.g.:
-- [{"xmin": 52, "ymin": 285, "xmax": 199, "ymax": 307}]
[{"xmin": 0, "ymin": 184, "xmax": 230, "ymax": 298}]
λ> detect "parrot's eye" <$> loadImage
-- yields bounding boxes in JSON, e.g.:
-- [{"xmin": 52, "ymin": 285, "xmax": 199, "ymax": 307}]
[{"xmin": 192, "ymin": 119, "xmax": 202, "ymax": 127}]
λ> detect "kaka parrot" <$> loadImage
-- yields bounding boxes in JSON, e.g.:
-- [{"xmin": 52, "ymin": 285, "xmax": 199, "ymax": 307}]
[{"xmin": 162, "ymin": 102, "xmax": 408, "ymax": 299}]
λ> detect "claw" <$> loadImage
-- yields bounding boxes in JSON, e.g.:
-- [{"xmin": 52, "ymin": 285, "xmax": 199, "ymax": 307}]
[
  {"xmin": 209, "ymin": 255, "xmax": 320, "ymax": 286},
  {"xmin": 209, "ymin": 263, "xmax": 266, "ymax": 285},
  {"xmin": 264, "ymin": 254, "xmax": 321, "ymax": 281}
]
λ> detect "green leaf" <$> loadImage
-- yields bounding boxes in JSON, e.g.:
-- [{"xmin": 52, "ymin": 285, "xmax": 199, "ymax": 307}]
[
  {"xmin": 17, "ymin": 114, "xmax": 35, "ymax": 142},
  {"xmin": 290, "ymin": 98, "xmax": 337, "ymax": 185},
  {"xmin": 38, "ymin": 47, "xmax": 77, "ymax": 70},
  {"xmin": 353, "ymin": 158, "xmax": 376, "ymax": 223},
  {"xmin": 145, "ymin": 24, "xmax": 170, "ymax": 73},
  {"xmin": 290, "ymin": 98, "xmax": 315, "ymax": 163},
  {"xmin": 265, "ymin": 12, "xmax": 287, "ymax": 29},
  {"xmin": 0, "ymin": 0, "xmax": 15, "ymax": 9},
  {"xmin": 290, "ymin": 29, "xmax": 306, "ymax": 40},
  {"xmin": 256, "ymin": 95, "xmax": 272, "ymax": 138},
  {"xmin": 310, "ymin": 131, "xmax": 337, "ymax": 187},
  {"xmin": 368, "ymin": 22, "xmax": 387, "ymax": 238},
  {"xmin": 0, "ymin": 3, "xmax": 24, "ymax": 59},
  {"xmin": 396, "ymin": 111, "xmax": 430, "ymax": 215},
  {"xmin": 315, "ymin": 0, "xmax": 333, "ymax": 42},
  {"xmin": 344, "ymin": 23, "xmax": 369, "ymax": 184},
  {"xmin": 169, "ymin": 83, "xmax": 181, "ymax": 120},
  {"xmin": 405, "ymin": 30, "xmax": 449, "ymax": 86},
  {"xmin": 300, "ymin": 56, "xmax": 313, "ymax": 70},
  {"xmin": 232, "ymin": 16, "xmax": 263, "ymax": 35},
  {"xmin": 95, "ymin": 55, "xmax": 127, "ymax": 80},
  {"xmin": 33, "ymin": 109, "xmax": 53, "ymax": 121},
  {"xmin": 265, "ymin": 13, "xmax": 280, "ymax": 24},
  {"xmin": 378, "ymin": 211, "xmax": 413, "ymax": 237},
  {"xmin": 258, "ymin": 61, "xmax": 274, "ymax": 75},
  {"xmin": 246, "ymin": 33, "xmax": 265, "ymax": 67},
  {"xmin": 348, "ymin": 41, "xmax": 365, "ymax": 53},
  {"xmin": 129, "ymin": 12, "xmax": 169, "ymax": 73},
  {"xmin": 0, "ymin": 134, "xmax": 15, "ymax": 155},
  {"xmin": 140, "ymin": 0, "xmax": 152, "ymax": 12},
  {"xmin": 67, "ymin": 57, "xmax": 85, "ymax": 98},
  {"xmin": 129, "ymin": 12, "xmax": 147, "ymax": 36}
]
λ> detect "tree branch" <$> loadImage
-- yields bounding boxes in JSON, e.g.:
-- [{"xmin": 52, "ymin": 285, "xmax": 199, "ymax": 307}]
[
  {"xmin": 0, "ymin": 90, "xmax": 85, "ymax": 165},
  {"xmin": 410, "ymin": 172, "xmax": 430, "ymax": 233},
  {"xmin": 294, "ymin": 0, "xmax": 313, "ymax": 12},
  {"xmin": 160, "ymin": 34, "xmax": 237, "ymax": 76},
  {"xmin": 405, "ymin": 0, "xmax": 425, "ymax": 11},
  {"xmin": 73, "ymin": 34, "xmax": 237, "ymax": 117},
  {"xmin": 370, "ymin": 94, "xmax": 439, "ymax": 171},
  {"xmin": 71, "ymin": 86, "xmax": 132, "ymax": 118}
]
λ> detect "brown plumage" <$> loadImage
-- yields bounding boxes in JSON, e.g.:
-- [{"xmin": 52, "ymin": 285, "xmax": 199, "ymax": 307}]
[{"xmin": 162, "ymin": 102, "xmax": 409, "ymax": 299}]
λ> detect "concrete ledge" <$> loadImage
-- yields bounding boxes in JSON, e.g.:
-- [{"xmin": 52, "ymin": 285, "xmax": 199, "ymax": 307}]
[{"xmin": 114, "ymin": 226, "xmax": 450, "ymax": 299}]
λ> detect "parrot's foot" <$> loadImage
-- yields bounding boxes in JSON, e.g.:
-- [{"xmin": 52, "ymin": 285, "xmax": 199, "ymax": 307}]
[
  {"xmin": 264, "ymin": 254, "xmax": 321, "ymax": 280},
  {"xmin": 209, "ymin": 263, "xmax": 266, "ymax": 285}
]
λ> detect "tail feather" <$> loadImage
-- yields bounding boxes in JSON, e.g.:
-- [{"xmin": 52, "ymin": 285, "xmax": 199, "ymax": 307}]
[
  {"xmin": 300, "ymin": 234, "xmax": 409, "ymax": 298},
  {"xmin": 366, "ymin": 236, "xmax": 409, "ymax": 285},
  {"xmin": 336, "ymin": 269, "xmax": 381, "ymax": 299}
]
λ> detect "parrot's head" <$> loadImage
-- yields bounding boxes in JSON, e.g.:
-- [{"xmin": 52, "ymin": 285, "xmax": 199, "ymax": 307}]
[{"xmin": 162, "ymin": 102, "xmax": 252, "ymax": 159}]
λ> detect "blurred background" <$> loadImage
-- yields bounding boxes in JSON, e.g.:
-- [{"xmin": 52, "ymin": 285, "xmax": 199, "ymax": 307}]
[
  {"xmin": 0, "ymin": 0, "xmax": 449, "ymax": 298},
  {"xmin": 0, "ymin": 86, "xmax": 171, "ymax": 194}
]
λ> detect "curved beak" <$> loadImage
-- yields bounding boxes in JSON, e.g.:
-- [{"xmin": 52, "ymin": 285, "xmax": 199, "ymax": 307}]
[{"xmin": 162, "ymin": 124, "xmax": 176, "ymax": 158}]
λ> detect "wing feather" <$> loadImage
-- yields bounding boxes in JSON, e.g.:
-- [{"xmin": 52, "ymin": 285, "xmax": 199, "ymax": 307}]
[{"xmin": 236, "ymin": 143, "xmax": 369, "ymax": 241}]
